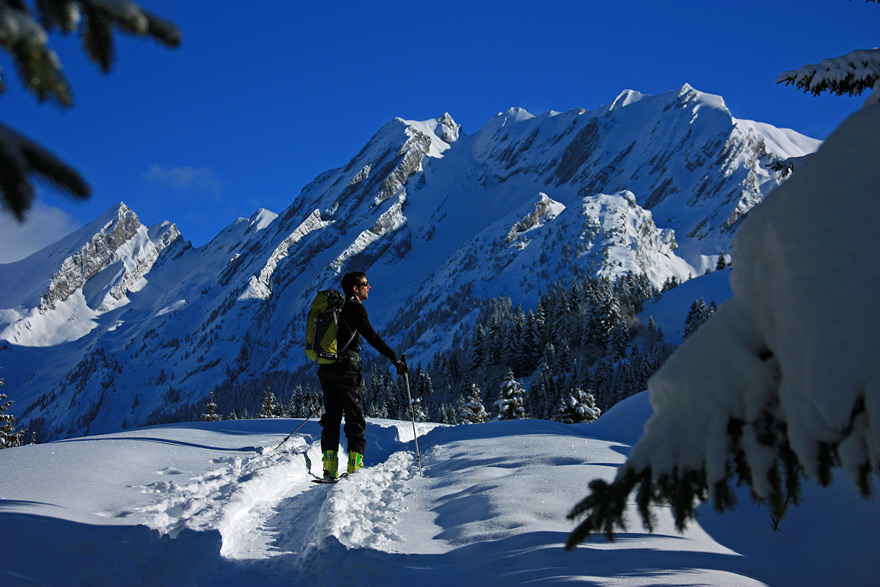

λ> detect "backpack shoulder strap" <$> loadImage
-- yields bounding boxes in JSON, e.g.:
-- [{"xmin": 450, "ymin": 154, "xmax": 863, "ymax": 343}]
[{"xmin": 338, "ymin": 297, "xmax": 358, "ymax": 354}]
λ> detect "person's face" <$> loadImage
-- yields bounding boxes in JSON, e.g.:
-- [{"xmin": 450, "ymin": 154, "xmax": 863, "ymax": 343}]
[{"xmin": 354, "ymin": 276, "xmax": 371, "ymax": 301}]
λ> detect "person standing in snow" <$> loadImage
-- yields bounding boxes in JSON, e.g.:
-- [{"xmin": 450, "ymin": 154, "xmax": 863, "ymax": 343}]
[{"xmin": 318, "ymin": 271, "xmax": 407, "ymax": 480}]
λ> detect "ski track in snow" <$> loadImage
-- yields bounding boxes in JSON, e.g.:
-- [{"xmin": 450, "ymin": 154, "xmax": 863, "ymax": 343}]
[
  {"xmin": 313, "ymin": 450, "xmax": 416, "ymax": 550},
  {"xmin": 133, "ymin": 430, "xmax": 420, "ymax": 580},
  {"xmin": 137, "ymin": 436, "xmax": 315, "ymax": 558}
]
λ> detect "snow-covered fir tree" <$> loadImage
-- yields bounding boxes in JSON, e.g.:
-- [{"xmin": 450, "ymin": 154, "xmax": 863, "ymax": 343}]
[
  {"xmin": 410, "ymin": 397, "xmax": 427, "ymax": 423},
  {"xmin": 457, "ymin": 384, "xmax": 490, "ymax": 424},
  {"xmin": 260, "ymin": 390, "xmax": 279, "ymax": 418},
  {"xmin": 557, "ymin": 388, "xmax": 601, "ymax": 424},
  {"xmin": 778, "ymin": 47, "xmax": 880, "ymax": 108},
  {"xmin": 1, "ymin": 380, "xmax": 23, "ymax": 449},
  {"xmin": 201, "ymin": 392, "xmax": 221, "ymax": 422},
  {"xmin": 495, "ymin": 370, "xmax": 526, "ymax": 421}
]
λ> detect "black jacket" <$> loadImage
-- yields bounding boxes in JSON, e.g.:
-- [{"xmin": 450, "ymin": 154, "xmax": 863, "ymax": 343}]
[{"xmin": 338, "ymin": 297, "xmax": 397, "ymax": 362}]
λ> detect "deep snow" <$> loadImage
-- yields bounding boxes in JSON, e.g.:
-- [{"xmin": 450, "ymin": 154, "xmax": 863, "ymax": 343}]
[{"xmin": 1, "ymin": 392, "xmax": 877, "ymax": 586}]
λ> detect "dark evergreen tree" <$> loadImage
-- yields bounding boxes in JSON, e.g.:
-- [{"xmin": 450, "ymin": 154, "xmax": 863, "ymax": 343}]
[
  {"xmin": 1, "ymin": 384, "xmax": 24, "ymax": 449},
  {"xmin": 458, "ymin": 383, "xmax": 489, "ymax": 424},
  {"xmin": 201, "ymin": 392, "xmax": 221, "ymax": 422},
  {"xmin": 557, "ymin": 388, "xmax": 601, "ymax": 423},
  {"xmin": 415, "ymin": 368, "xmax": 434, "ymax": 410},
  {"xmin": 495, "ymin": 369, "xmax": 526, "ymax": 420},
  {"xmin": 523, "ymin": 310, "xmax": 543, "ymax": 372},
  {"xmin": 683, "ymin": 298, "xmax": 716, "ymax": 339},
  {"xmin": 470, "ymin": 323, "xmax": 488, "ymax": 371}
]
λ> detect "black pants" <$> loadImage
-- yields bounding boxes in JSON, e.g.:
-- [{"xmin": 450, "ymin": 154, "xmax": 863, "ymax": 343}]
[{"xmin": 318, "ymin": 355, "xmax": 366, "ymax": 455}]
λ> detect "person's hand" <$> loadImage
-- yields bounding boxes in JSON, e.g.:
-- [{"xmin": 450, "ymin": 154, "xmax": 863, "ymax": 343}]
[{"xmin": 394, "ymin": 359, "xmax": 409, "ymax": 376}]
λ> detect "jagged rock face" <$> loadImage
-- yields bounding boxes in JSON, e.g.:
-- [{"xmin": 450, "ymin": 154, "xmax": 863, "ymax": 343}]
[
  {"xmin": 0, "ymin": 204, "xmax": 186, "ymax": 347},
  {"xmin": 0, "ymin": 85, "xmax": 819, "ymax": 440},
  {"xmin": 40, "ymin": 205, "xmax": 141, "ymax": 312}
]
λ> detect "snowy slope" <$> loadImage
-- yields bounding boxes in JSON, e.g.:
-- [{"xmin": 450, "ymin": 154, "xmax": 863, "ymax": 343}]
[
  {"xmin": 639, "ymin": 269, "xmax": 734, "ymax": 345},
  {"xmin": 0, "ymin": 395, "xmax": 876, "ymax": 586},
  {"xmin": 0, "ymin": 85, "xmax": 820, "ymax": 440}
]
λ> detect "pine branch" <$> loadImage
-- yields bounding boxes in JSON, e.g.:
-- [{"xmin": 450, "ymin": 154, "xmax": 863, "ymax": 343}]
[
  {"xmin": 0, "ymin": 1, "xmax": 73, "ymax": 106},
  {"xmin": 80, "ymin": 3, "xmax": 114, "ymax": 71},
  {"xmin": 77, "ymin": 1, "xmax": 181, "ymax": 49},
  {"xmin": 35, "ymin": 0, "xmax": 80, "ymax": 33},
  {"xmin": 0, "ymin": 0, "xmax": 179, "ymax": 220},
  {"xmin": 138, "ymin": 7, "xmax": 180, "ymax": 47},
  {"xmin": 0, "ymin": 121, "xmax": 90, "ymax": 219},
  {"xmin": 777, "ymin": 48, "xmax": 880, "ymax": 105}
]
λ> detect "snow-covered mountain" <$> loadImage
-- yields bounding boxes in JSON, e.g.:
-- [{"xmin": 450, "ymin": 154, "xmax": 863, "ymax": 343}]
[{"xmin": 0, "ymin": 85, "xmax": 819, "ymax": 440}]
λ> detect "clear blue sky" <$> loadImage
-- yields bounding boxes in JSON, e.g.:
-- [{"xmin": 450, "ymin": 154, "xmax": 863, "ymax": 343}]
[{"xmin": 1, "ymin": 0, "xmax": 876, "ymax": 262}]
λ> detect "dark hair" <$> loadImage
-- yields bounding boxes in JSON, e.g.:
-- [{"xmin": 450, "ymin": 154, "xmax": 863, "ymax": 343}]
[{"xmin": 341, "ymin": 271, "xmax": 366, "ymax": 297}]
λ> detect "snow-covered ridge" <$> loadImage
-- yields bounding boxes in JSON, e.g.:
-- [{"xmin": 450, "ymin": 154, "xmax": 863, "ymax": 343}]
[
  {"xmin": 239, "ymin": 210, "xmax": 330, "ymax": 301},
  {"xmin": 0, "ymin": 203, "xmax": 184, "ymax": 346},
  {"xmin": 506, "ymin": 193, "xmax": 565, "ymax": 243},
  {"xmin": 40, "ymin": 203, "xmax": 142, "ymax": 312}
]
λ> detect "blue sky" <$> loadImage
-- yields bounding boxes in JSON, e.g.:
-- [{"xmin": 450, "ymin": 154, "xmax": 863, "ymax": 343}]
[{"xmin": 0, "ymin": 0, "xmax": 876, "ymax": 262}]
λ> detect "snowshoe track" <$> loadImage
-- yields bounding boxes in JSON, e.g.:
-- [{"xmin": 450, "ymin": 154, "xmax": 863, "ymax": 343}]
[{"xmin": 136, "ymin": 431, "xmax": 421, "ymax": 567}]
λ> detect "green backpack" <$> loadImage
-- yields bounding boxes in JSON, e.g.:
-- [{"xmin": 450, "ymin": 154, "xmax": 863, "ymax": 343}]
[{"xmin": 305, "ymin": 289, "xmax": 357, "ymax": 364}]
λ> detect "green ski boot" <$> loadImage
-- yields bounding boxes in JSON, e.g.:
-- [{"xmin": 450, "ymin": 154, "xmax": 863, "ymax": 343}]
[
  {"xmin": 322, "ymin": 450, "xmax": 338, "ymax": 480},
  {"xmin": 347, "ymin": 451, "xmax": 363, "ymax": 474}
]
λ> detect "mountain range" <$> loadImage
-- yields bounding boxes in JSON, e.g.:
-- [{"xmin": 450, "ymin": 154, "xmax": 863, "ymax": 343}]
[{"xmin": 0, "ymin": 84, "xmax": 820, "ymax": 440}]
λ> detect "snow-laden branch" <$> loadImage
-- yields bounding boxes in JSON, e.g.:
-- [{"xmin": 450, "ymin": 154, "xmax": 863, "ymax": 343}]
[{"xmin": 777, "ymin": 48, "xmax": 880, "ymax": 108}]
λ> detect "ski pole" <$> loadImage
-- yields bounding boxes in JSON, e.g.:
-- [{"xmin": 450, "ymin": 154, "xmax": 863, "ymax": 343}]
[
  {"xmin": 274, "ymin": 406, "xmax": 318, "ymax": 450},
  {"xmin": 401, "ymin": 355, "xmax": 423, "ymax": 476}
]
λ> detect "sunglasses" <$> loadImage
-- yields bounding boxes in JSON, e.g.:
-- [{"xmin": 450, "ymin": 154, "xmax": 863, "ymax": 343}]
[{"xmin": 357, "ymin": 281, "xmax": 370, "ymax": 287}]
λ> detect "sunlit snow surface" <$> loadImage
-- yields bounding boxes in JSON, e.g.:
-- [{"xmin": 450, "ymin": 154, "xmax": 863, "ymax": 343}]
[{"xmin": 1, "ymin": 394, "xmax": 877, "ymax": 585}]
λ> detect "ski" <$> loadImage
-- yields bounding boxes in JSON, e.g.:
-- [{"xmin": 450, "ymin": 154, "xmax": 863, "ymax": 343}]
[{"xmin": 311, "ymin": 473, "xmax": 348, "ymax": 484}]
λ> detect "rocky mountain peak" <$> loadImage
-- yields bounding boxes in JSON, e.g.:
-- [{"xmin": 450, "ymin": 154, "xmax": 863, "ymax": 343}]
[{"xmin": 39, "ymin": 202, "xmax": 143, "ymax": 312}]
